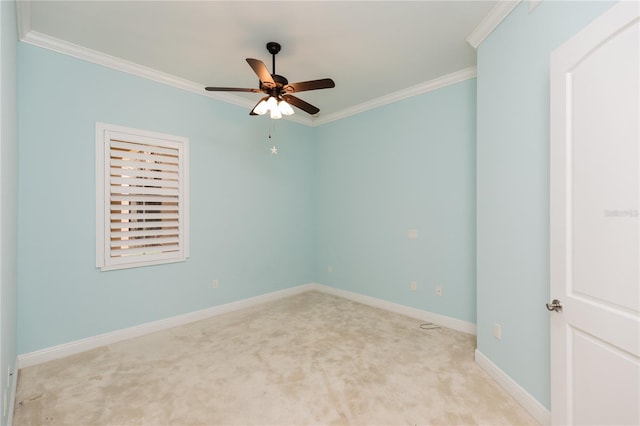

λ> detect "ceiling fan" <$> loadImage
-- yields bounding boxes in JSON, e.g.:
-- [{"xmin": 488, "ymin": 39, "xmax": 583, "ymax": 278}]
[{"xmin": 205, "ymin": 42, "xmax": 335, "ymax": 119}]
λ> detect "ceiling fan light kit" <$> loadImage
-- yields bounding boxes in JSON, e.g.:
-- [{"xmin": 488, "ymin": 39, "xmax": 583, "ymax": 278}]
[
  {"xmin": 253, "ymin": 95, "xmax": 294, "ymax": 119},
  {"xmin": 205, "ymin": 42, "xmax": 335, "ymax": 119}
]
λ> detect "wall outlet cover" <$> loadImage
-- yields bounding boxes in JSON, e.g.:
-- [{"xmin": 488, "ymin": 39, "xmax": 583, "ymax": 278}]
[{"xmin": 494, "ymin": 323, "xmax": 502, "ymax": 340}]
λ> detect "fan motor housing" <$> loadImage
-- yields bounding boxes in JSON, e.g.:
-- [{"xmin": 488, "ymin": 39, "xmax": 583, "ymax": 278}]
[
  {"xmin": 260, "ymin": 74, "xmax": 289, "ymax": 93},
  {"xmin": 272, "ymin": 74, "xmax": 288, "ymax": 87}
]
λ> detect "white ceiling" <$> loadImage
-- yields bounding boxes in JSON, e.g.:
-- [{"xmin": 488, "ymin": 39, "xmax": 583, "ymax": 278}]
[{"xmin": 21, "ymin": 1, "xmax": 499, "ymax": 125}]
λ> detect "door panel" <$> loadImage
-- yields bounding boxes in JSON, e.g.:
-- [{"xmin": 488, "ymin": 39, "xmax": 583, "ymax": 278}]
[
  {"xmin": 571, "ymin": 20, "xmax": 639, "ymax": 311},
  {"xmin": 550, "ymin": 2, "xmax": 640, "ymax": 424},
  {"xmin": 572, "ymin": 329, "xmax": 640, "ymax": 426}
]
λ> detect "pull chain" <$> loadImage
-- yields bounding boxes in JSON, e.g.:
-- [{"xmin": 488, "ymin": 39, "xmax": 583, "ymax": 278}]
[{"xmin": 268, "ymin": 121, "xmax": 278, "ymax": 155}]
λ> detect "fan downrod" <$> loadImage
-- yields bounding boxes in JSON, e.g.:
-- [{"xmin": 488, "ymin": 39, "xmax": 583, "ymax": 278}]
[{"xmin": 266, "ymin": 42, "xmax": 281, "ymax": 76}]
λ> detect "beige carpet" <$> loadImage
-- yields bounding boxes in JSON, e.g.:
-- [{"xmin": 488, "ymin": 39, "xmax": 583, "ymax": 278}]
[{"xmin": 13, "ymin": 291, "xmax": 537, "ymax": 425}]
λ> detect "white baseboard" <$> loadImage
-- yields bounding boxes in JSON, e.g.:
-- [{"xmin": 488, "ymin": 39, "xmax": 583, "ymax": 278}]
[
  {"xmin": 17, "ymin": 284, "xmax": 316, "ymax": 369},
  {"xmin": 17, "ymin": 283, "xmax": 476, "ymax": 369},
  {"xmin": 310, "ymin": 284, "xmax": 477, "ymax": 335},
  {"xmin": 7, "ymin": 355, "xmax": 17, "ymax": 426},
  {"xmin": 475, "ymin": 349, "xmax": 550, "ymax": 425}
]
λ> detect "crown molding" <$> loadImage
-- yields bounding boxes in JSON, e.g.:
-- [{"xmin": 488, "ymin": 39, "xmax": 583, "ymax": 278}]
[
  {"xmin": 13, "ymin": 0, "xmax": 312, "ymax": 127},
  {"xmin": 466, "ymin": 0, "xmax": 521, "ymax": 49},
  {"xmin": 17, "ymin": 27, "xmax": 315, "ymax": 126},
  {"xmin": 20, "ymin": 30, "xmax": 256, "ymax": 107},
  {"xmin": 16, "ymin": 0, "xmax": 32, "ymax": 39},
  {"xmin": 312, "ymin": 66, "xmax": 477, "ymax": 127},
  {"xmin": 528, "ymin": 0, "xmax": 543, "ymax": 14},
  {"xmin": 17, "ymin": 2, "xmax": 471, "ymax": 129}
]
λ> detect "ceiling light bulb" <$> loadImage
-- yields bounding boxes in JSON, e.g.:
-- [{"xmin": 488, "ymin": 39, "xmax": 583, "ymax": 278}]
[
  {"xmin": 252, "ymin": 99, "xmax": 269, "ymax": 115},
  {"xmin": 266, "ymin": 96, "xmax": 278, "ymax": 112},
  {"xmin": 278, "ymin": 100, "xmax": 294, "ymax": 116}
]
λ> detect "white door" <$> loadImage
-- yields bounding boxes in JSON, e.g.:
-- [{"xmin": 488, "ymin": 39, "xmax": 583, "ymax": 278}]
[{"xmin": 550, "ymin": 2, "xmax": 640, "ymax": 425}]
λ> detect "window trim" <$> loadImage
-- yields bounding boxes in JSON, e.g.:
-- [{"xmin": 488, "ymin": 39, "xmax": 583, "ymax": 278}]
[{"xmin": 96, "ymin": 122, "xmax": 189, "ymax": 271}]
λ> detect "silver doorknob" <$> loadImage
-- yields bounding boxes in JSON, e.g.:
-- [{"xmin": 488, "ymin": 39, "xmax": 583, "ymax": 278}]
[{"xmin": 546, "ymin": 299, "xmax": 563, "ymax": 312}]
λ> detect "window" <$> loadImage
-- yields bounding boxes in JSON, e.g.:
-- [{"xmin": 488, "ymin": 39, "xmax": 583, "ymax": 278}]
[{"xmin": 96, "ymin": 123, "xmax": 189, "ymax": 271}]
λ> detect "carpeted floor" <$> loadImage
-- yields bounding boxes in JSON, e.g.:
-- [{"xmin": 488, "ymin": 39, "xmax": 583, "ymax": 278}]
[{"xmin": 13, "ymin": 291, "xmax": 537, "ymax": 425}]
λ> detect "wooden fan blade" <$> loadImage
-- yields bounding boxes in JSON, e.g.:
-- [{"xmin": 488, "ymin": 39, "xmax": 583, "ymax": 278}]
[
  {"xmin": 246, "ymin": 58, "xmax": 276, "ymax": 89},
  {"xmin": 284, "ymin": 78, "xmax": 335, "ymax": 93},
  {"xmin": 205, "ymin": 87, "xmax": 261, "ymax": 93},
  {"xmin": 282, "ymin": 94, "xmax": 320, "ymax": 115}
]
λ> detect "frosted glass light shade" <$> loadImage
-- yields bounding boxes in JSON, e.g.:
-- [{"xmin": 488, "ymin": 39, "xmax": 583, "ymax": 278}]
[
  {"xmin": 266, "ymin": 96, "xmax": 278, "ymax": 112},
  {"xmin": 278, "ymin": 100, "xmax": 294, "ymax": 116},
  {"xmin": 270, "ymin": 107, "xmax": 282, "ymax": 119},
  {"xmin": 252, "ymin": 99, "xmax": 269, "ymax": 115}
]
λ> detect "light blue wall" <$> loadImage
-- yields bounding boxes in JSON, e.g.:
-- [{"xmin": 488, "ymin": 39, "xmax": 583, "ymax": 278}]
[
  {"xmin": 0, "ymin": 0, "xmax": 19, "ymax": 423},
  {"xmin": 17, "ymin": 44, "xmax": 316, "ymax": 354},
  {"xmin": 476, "ymin": 0, "xmax": 615, "ymax": 409},
  {"xmin": 315, "ymin": 80, "xmax": 477, "ymax": 323},
  {"xmin": 17, "ymin": 42, "xmax": 478, "ymax": 354}
]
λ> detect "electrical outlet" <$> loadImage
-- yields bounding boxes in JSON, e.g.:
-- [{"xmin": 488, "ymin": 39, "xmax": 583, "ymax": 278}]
[
  {"xmin": 436, "ymin": 287, "xmax": 442, "ymax": 296},
  {"xmin": 408, "ymin": 229, "xmax": 418, "ymax": 239},
  {"xmin": 212, "ymin": 279, "xmax": 219, "ymax": 289},
  {"xmin": 410, "ymin": 281, "xmax": 417, "ymax": 291},
  {"xmin": 494, "ymin": 323, "xmax": 502, "ymax": 340},
  {"xmin": 327, "ymin": 265, "xmax": 333, "ymax": 273}
]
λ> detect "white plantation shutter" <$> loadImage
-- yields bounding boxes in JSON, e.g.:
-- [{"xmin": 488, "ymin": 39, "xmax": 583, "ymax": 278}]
[{"xmin": 96, "ymin": 123, "xmax": 189, "ymax": 271}]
